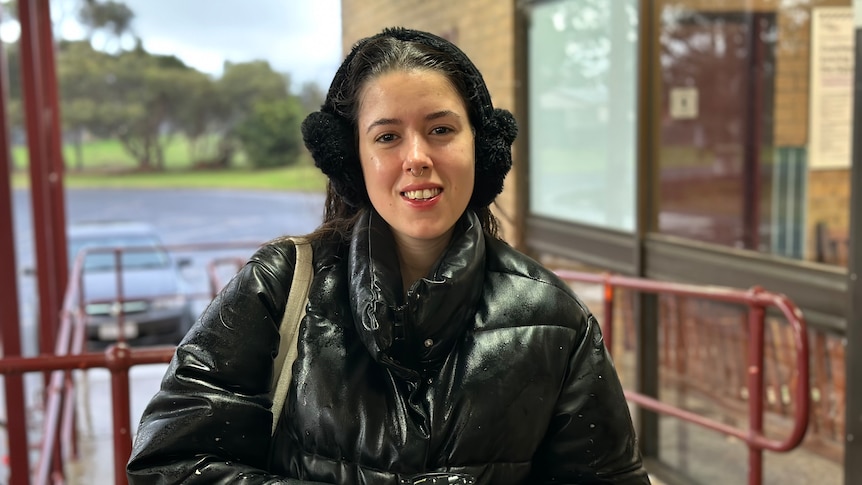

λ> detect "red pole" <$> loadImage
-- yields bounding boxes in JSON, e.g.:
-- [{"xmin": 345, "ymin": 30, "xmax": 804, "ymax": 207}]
[
  {"xmin": 18, "ymin": 2, "xmax": 70, "ymax": 477},
  {"xmin": 108, "ymin": 344, "xmax": 133, "ymax": 485},
  {"xmin": 747, "ymin": 289, "xmax": 767, "ymax": 485},
  {"xmin": 603, "ymin": 274, "xmax": 615, "ymax": 356},
  {"xmin": 36, "ymin": 0, "xmax": 69, "ymax": 291},
  {"xmin": 0, "ymin": 11, "xmax": 34, "ymax": 483},
  {"xmin": 19, "ymin": 0, "xmax": 68, "ymax": 361}
]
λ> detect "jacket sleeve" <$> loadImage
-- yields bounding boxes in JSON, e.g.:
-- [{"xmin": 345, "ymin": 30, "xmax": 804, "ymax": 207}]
[
  {"xmin": 530, "ymin": 312, "xmax": 651, "ymax": 484},
  {"xmin": 126, "ymin": 242, "xmax": 331, "ymax": 485}
]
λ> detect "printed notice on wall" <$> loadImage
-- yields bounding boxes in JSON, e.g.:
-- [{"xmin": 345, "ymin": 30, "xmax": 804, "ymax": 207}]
[{"xmin": 809, "ymin": 7, "xmax": 854, "ymax": 170}]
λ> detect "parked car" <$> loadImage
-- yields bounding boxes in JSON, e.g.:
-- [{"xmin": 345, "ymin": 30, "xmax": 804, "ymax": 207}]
[{"xmin": 68, "ymin": 221, "xmax": 195, "ymax": 349}]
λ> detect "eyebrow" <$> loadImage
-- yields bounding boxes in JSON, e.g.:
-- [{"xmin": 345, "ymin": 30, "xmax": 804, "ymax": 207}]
[{"xmin": 364, "ymin": 110, "xmax": 462, "ymax": 134}]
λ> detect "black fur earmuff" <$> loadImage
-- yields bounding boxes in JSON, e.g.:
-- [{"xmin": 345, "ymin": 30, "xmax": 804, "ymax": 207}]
[{"xmin": 301, "ymin": 27, "xmax": 518, "ymax": 208}]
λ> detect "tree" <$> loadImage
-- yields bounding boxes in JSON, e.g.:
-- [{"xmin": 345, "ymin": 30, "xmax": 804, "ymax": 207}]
[
  {"xmin": 235, "ymin": 97, "xmax": 305, "ymax": 169},
  {"xmin": 57, "ymin": 40, "xmax": 116, "ymax": 169},
  {"xmin": 217, "ymin": 60, "xmax": 290, "ymax": 124},
  {"xmin": 212, "ymin": 60, "xmax": 291, "ymax": 166},
  {"xmin": 57, "ymin": 40, "xmax": 205, "ymax": 171},
  {"xmin": 108, "ymin": 48, "xmax": 200, "ymax": 170},
  {"xmin": 172, "ymin": 70, "xmax": 226, "ymax": 166},
  {"xmin": 78, "ymin": 0, "xmax": 136, "ymax": 52}
]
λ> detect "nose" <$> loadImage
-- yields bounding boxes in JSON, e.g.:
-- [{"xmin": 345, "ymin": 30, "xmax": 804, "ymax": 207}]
[{"xmin": 403, "ymin": 133, "xmax": 431, "ymax": 175}]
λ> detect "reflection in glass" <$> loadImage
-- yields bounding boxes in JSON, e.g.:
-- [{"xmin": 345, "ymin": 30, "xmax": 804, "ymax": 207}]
[
  {"xmin": 657, "ymin": 10, "xmax": 777, "ymax": 251},
  {"xmin": 655, "ymin": 1, "xmax": 853, "ymax": 268},
  {"xmin": 528, "ymin": 0, "xmax": 638, "ymax": 232}
]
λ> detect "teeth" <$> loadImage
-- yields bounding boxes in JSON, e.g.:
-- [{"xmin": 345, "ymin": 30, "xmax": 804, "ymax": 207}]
[{"xmin": 404, "ymin": 188, "xmax": 441, "ymax": 200}]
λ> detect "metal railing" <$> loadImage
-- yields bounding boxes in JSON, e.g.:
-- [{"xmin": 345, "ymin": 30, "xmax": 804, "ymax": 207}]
[{"xmin": 554, "ymin": 270, "xmax": 811, "ymax": 485}]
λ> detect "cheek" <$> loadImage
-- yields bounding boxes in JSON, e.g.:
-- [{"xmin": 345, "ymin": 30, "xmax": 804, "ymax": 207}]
[
  {"xmin": 460, "ymin": 172, "xmax": 476, "ymax": 197},
  {"xmin": 358, "ymin": 145, "xmax": 379, "ymax": 181},
  {"xmin": 458, "ymin": 144, "xmax": 476, "ymax": 193},
  {"xmin": 359, "ymin": 153, "xmax": 393, "ymax": 202}
]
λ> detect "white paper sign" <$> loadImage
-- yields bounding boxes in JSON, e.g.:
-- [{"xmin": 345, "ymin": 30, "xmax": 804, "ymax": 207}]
[
  {"xmin": 670, "ymin": 87, "xmax": 699, "ymax": 120},
  {"xmin": 809, "ymin": 7, "xmax": 854, "ymax": 170}
]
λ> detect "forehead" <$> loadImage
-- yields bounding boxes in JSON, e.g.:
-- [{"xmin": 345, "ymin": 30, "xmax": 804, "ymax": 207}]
[{"xmin": 357, "ymin": 69, "xmax": 467, "ymax": 117}]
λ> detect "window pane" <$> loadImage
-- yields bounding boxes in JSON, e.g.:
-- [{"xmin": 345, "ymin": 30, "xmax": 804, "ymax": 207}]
[
  {"xmin": 528, "ymin": 0, "xmax": 639, "ymax": 232},
  {"xmin": 655, "ymin": 1, "xmax": 853, "ymax": 268}
]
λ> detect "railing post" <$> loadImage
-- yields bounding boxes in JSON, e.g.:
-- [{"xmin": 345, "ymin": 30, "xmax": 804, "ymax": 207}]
[
  {"xmin": 747, "ymin": 288, "xmax": 767, "ymax": 485},
  {"xmin": 0, "ymin": 7, "xmax": 32, "ymax": 483},
  {"xmin": 637, "ymin": 292, "xmax": 660, "ymax": 458},
  {"xmin": 603, "ymin": 274, "xmax": 615, "ymax": 356},
  {"xmin": 19, "ymin": 0, "xmax": 69, "ymax": 366},
  {"xmin": 108, "ymin": 344, "xmax": 133, "ymax": 485}
]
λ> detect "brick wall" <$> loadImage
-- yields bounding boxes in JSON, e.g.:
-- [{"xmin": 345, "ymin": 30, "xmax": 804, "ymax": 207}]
[
  {"xmin": 807, "ymin": 169, "xmax": 851, "ymax": 262},
  {"xmin": 768, "ymin": 0, "xmax": 851, "ymax": 263},
  {"xmin": 339, "ymin": 0, "xmax": 524, "ymax": 245}
]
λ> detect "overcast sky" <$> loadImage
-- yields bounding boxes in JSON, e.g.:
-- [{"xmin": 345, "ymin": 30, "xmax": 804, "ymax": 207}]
[{"xmin": 2, "ymin": 0, "xmax": 343, "ymax": 89}]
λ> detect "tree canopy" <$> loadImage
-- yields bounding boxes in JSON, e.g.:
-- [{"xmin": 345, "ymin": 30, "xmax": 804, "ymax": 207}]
[{"xmin": 4, "ymin": 0, "xmax": 321, "ymax": 171}]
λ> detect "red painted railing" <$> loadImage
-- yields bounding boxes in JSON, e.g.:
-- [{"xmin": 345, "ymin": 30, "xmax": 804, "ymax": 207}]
[{"xmin": 554, "ymin": 270, "xmax": 811, "ymax": 485}]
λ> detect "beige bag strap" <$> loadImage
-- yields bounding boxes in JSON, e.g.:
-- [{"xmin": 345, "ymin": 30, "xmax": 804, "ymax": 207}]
[{"xmin": 270, "ymin": 237, "xmax": 312, "ymax": 435}]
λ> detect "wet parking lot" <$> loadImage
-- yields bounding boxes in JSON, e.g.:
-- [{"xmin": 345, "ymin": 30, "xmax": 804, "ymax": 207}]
[{"xmin": 2, "ymin": 187, "xmax": 325, "ymax": 482}]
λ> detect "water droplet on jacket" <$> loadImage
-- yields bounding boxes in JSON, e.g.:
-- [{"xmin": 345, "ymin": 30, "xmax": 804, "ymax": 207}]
[
  {"xmin": 214, "ymin": 437, "xmax": 221, "ymax": 442},
  {"xmin": 194, "ymin": 469, "xmax": 202, "ymax": 475},
  {"xmin": 598, "ymin": 375, "xmax": 603, "ymax": 379},
  {"xmin": 225, "ymin": 421, "xmax": 231, "ymax": 425},
  {"xmin": 577, "ymin": 414, "xmax": 583, "ymax": 418},
  {"xmin": 589, "ymin": 424, "xmax": 596, "ymax": 428}
]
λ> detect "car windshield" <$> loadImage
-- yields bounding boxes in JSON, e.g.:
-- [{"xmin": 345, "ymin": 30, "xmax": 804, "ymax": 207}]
[{"xmin": 69, "ymin": 235, "xmax": 171, "ymax": 271}]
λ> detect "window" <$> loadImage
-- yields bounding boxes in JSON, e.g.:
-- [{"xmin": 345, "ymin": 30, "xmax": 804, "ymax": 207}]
[
  {"xmin": 654, "ymin": 1, "xmax": 853, "ymax": 268},
  {"xmin": 528, "ymin": 0, "xmax": 639, "ymax": 232}
]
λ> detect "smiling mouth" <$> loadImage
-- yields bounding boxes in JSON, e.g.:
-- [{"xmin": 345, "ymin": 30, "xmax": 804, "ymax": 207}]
[{"xmin": 402, "ymin": 188, "xmax": 442, "ymax": 200}]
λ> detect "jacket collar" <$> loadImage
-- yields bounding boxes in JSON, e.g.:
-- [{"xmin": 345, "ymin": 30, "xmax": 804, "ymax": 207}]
[{"xmin": 348, "ymin": 208, "xmax": 486, "ymax": 380}]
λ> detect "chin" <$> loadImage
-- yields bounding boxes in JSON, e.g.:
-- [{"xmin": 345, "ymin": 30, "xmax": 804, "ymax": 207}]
[{"xmin": 397, "ymin": 224, "xmax": 455, "ymax": 243}]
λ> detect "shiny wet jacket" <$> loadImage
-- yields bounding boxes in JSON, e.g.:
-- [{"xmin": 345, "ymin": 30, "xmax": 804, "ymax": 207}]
[{"xmin": 127, "ymin": 210, "xmax": 649, "ymax": 484}]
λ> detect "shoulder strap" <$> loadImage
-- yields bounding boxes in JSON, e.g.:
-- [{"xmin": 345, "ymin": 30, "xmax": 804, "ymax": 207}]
[{"xmin": 270, "ymin": 237, "xmax": 313, "ymax": 435}]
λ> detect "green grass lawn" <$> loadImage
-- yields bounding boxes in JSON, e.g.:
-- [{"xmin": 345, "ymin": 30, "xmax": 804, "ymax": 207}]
[{"xmin": 11, "ymin": 137, "xmax": 327, "ymax": 192}]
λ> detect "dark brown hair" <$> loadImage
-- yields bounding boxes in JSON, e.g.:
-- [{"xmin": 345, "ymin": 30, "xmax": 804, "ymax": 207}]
[{"xmin": 302, "ymin": 28, "xmax": 518, "ymax": 242}]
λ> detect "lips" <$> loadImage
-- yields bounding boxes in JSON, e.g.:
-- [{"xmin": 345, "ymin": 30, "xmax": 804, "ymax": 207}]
[{"xmin": 403, "ymin": 188, "xmax": 442, "ymax": 200}]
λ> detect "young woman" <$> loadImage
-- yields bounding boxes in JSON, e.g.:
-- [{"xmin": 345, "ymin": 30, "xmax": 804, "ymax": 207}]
[{"xmin": 127, "ymin": 27, "xmax": 650, "ymax": 485}]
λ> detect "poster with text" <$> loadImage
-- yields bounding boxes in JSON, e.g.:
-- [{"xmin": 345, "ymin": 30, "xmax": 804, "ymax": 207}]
[{"xmin": 809, "ymin": 7, "xmax": 854, "ymax": 170}]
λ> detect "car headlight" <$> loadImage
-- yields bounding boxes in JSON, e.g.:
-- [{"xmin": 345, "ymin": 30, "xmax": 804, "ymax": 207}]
[{"xmin": 150, "ymin": 295, "xmax": 188, "ymax": 310}]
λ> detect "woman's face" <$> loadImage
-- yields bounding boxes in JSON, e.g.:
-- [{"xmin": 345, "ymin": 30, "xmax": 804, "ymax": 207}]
[{"xmin": 357, "ymin": 69, "xmax": 475, "ymax": 248}]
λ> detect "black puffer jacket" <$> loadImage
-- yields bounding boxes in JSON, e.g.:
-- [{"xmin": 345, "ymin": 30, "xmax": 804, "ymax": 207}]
[{"xmin": 127, "ymin": 210, "xmax": 649, "ymax": 484}]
